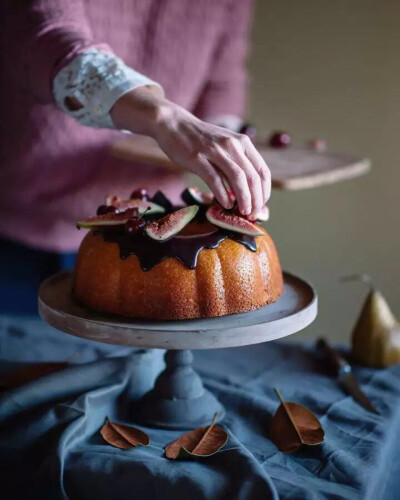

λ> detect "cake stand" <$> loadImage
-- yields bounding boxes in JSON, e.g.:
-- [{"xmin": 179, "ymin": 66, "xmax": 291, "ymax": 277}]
[{"xmin": 38, "ymin": 270, "xmax": 317, "ymax": 429}]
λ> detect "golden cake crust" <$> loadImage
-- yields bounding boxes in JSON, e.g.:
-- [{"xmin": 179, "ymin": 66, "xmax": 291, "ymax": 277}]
[{"xmin": 73, "ymin": 224, "xmax": 284, "ymax": 320}]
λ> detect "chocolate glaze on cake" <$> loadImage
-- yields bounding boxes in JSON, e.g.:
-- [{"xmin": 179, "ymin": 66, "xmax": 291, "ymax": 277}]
[{"xmin": 103, "ymin": 229, "xmax": 256, "ymax": 271}]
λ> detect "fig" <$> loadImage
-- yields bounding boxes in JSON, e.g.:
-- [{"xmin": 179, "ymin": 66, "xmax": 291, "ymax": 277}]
[
  {"xmin": 105, "ymin": 195, "xmax": 164, "ymax": 214},
  {"xmin": 181, "ymin": 187, "xmax": 214, "ymax": 206},
  {"xmin": 97, "ymin": 205, "xmax": 118, "ymax": 216},
  {"xmin": 206, "ymin": 204, "xmax": 264, "ymax": 236},
  {"xmin": 151, "ymin": 190, "xmax": 174, "ymax": 212},
  {"xmin": 145, "ymin": 205, "xmax": 199, "ymax": 241},
  {"xmin": 77, "ymin": 208, "xmax": 139, "ymax": 229}
]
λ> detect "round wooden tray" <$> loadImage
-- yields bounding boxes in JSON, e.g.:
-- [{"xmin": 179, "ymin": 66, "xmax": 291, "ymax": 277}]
[
  {"xmin": 110, "ymin": 135, "xmax": 371, "ymax": 190},
  {"xmin": 38, "ymin": 270, "xmax": 317, "ymax": 350}
]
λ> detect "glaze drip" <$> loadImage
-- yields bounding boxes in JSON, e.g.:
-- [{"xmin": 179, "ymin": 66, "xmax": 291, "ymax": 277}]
[{"xmin": 103, "ymin": 229, "xmax": 257, "ymax": 271}]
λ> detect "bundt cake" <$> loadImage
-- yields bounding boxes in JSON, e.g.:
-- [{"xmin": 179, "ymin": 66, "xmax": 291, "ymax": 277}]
[{"xmin": 73, "ymin": 187, "xmax": 284, "ymax": 320}]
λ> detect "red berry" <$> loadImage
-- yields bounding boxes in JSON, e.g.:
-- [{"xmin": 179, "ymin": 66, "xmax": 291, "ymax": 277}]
[
  {"xmin": 125, "ymin": 217, "xmax": 146, "ymax": 235},
  {"xmin": 97, "ymin": 205, "xmax": 117, "ymax": 215},
  {"xmin": 239, "ymin": 123, "xmax": 257, "ymax": 142},
  {"xmin": 130, "ymin": 188, "xmax": 148, "ymax": 201},
  {"xmin": 268, "ymin": 131, "xmax": 291, "ymax": 148}
]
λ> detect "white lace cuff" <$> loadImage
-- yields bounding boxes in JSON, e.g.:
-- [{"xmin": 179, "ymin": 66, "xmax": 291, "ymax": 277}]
[{"xmin": 53, "ymin": 49, "xmax": 164, "ymax": 129}]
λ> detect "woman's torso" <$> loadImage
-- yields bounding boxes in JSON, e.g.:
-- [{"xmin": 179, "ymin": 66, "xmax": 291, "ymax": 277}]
[{"xmin": 0, "ymin": 0, "xmax": 230, "ymax": 251}]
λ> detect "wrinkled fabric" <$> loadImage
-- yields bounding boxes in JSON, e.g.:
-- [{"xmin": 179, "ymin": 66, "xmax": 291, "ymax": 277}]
[{"xmin": 0, "ymin": 315, "xmax": 399, "ymax": 500}]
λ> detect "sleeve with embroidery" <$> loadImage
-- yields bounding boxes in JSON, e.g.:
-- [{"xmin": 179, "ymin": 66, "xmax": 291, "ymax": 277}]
[
  {"xmin": 4, "ymin": 0, "xmax": 162, "ymax": 118},
  {"xmin": 53, "ymin": 49, "xmax": 163, "ymax": 129}
]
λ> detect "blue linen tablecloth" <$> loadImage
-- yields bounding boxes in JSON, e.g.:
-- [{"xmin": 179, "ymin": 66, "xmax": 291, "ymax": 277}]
[{"xmin": 1, "ymin": 315, "xmax": 399, "ymax": 500}]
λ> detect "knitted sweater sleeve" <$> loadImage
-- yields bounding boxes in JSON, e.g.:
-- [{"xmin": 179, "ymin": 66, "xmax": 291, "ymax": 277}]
[
  {"xmin": 4, "ymin": 0, "xmax": 108, "ymax": 104},
  {"xmin": 4, "ymin": 0, "xmax": 162, "ymax": 127},
  {"xmin": 194, "ymin": 0, "xmax": 254, "ymax": 121},
  {"xmin": 3, "ymin": 0, "xmax": 155, "ymax": 107}
]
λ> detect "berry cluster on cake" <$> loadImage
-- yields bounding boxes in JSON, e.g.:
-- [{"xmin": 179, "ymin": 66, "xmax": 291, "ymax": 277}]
[{"xmin": 73, "ymin": 187, "xmax": 283, "ymax": 320}]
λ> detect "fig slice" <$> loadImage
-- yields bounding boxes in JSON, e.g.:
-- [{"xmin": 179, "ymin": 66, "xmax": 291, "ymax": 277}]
[
  {"xmin": 151, "ymin": 190, "xmax": 174, "ymax": 212},
  {"xmin": 77, "ymin": 208, "xmax": 138, "ymax": 229},
  {"xmin": 145, "ymin": 205, "xmax": 199, "ymax": 241},
  {"xmin": 181, "ymin": 187, "xmax": 214, "ymax": 206},
  {"xmin": 206, "ymin": 204, "xmax": 264, "ymax": 236},
  {"xmin": 256, "ymin": 205, "xmax": 270, "ymax": 222},
  {"xmin": 105, "ymin": 195, "xmax": 165, "ymax": 214}
]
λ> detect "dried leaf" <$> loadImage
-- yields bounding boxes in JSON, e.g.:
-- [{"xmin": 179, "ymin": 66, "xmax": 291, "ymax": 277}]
[
  {"xmin": 0, "ymin": 362, "xmax": 69, "ymax": 390},
  {"xmin": 269, "ymin": 388, "xmax": 325, "ymax": 453},
  {"xmin": 165, "ymin": 413, "xmax": 228, "ymax": 460},
  {"xmin": 100, "ymin": 418, "xmax": 150, "ymax": 449}
]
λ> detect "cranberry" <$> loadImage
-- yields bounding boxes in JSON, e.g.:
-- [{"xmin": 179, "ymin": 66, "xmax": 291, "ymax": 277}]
[
  {"xmin": 97, "ymin": 205, "xmax": 117, "ymax": 216},
  {"xmin": 239, "ymin": 123, "xmax": 257, "ymax": 142},
  {"xmin": 125, "ymin": 217, "xmax": 146, "ymax": 235},
  {"xmin": 268, "ymin": 131, "xmax": 291, "ymax": 148},
  {"xmin": 130, "ymin": 188, "xmax": 148, "ymax": 201}
]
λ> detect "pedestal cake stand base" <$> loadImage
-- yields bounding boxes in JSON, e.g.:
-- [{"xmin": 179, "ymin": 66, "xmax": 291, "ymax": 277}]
[{"xmin": 39, "ymin": 271, "xmax": 317, "ymax": 429}]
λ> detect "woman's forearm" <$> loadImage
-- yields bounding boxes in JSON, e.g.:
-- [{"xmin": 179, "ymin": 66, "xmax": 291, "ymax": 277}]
[{"xmin": 111, "ymin": 87, "xmax": 271, "ymax": 218}]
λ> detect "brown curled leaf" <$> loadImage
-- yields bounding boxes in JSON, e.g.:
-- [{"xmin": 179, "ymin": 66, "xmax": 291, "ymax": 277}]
[
  {"xmin": 100, "ymin": 418, "xmax": 150, "ymax": 449},
  {"xmin": 269, "ymin": 388, "xmax": 325, "ymax": 453},
  {"xmin": 165, "ymin": 413, "xmax": 228, "ymax": 460}
]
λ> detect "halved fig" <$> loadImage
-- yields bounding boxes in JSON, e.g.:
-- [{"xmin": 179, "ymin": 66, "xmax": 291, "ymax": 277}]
[
  {"xmin": 256, "ymin": 205, "xmax": 270, "ymax": 222},
  {"xmin": 145, "ymin": 205, "xmax": 199, "ymax": 241},
  {"xmin": 206, "ymin": 204, "xmax": 264, "ymax": 236},
  {"xmin": 181, "ymin": 187, "xmax": 214, "ymax": 206},
  {"xmin": 77, "ymin": 208, "xmax": 138, "ymax": 229},
  {"xmin": 151, "ymin": 190, "xmax": 174, "ymax": 212},
  {"xmin": 105, "ymin": 195, "xmax": 165, "ymax": 214}
]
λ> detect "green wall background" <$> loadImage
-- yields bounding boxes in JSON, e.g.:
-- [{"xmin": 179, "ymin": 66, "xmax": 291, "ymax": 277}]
[{"xmin": 247, "ymin": 0, "xmax": 399, "ymax": 342}]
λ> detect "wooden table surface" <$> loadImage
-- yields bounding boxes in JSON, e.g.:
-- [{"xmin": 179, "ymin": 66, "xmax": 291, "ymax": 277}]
[{"xmin": 110, "ymin": 135, "xmax": 371, "ymax": 191}]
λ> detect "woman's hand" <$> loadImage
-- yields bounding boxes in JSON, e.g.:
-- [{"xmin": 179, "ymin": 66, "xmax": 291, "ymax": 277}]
[{"xmin": 111, "ymin": 87, "xmax": 271, "ymax": 217}]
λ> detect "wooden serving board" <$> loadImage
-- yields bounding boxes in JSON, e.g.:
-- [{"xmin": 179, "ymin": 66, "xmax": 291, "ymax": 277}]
[{"xmin": 110, "ymin": 135, "xmax": 371, "ymax": 190}]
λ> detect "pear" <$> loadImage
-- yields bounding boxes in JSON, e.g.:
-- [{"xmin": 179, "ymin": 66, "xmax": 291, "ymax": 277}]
[{"xmin": 342, "ymin": 275, "xmax": 400, "ymax": 367}]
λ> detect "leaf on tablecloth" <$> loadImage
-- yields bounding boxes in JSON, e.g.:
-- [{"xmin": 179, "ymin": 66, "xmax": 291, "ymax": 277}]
[
  {"xmin": 0, "ymin": 362, "xmax": 69, "ymax": 390},
  {"xmin": 269, "ymin": 388, "xmax": 325, "ymax": 453},
  {"xmin": 165, "ymin": 413, "xmax": 228, "ymax": 460},
  {"xmin": 100, "ymin": 418, "xmax": 150, "ymax": 449}
]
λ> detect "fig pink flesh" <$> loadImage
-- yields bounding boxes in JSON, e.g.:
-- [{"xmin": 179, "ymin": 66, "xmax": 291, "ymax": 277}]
[
  {"xmin": 146, "ymin": 205, "xmax": 199, "ymax": 241},
  {"xmin": 77, "ymin": 210, "xmax": 134, "ymax": 228},
  {"xmin": 206, "ymin": 205, "xmax": 263, "ymax": 236}
]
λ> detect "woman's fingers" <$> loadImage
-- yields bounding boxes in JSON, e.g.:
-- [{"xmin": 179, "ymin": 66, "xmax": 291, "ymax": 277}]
[
  {"xmin": 227, "ymin": 135, "xmax": 264, "ymax": 218},
  {"xmin": 190, "ymin": 156, "xmax": 233, "ymax": 210},
  {"xmin": 244, "ymin": 141, "xmax": 271, "ymax": 205},
  {"xmin": 208, "ymin": 150, "xmax": 252, "ymax": 215},
  {"xmin": 209, "ymin": 135, "xmax": 263, "ymax": 216}
]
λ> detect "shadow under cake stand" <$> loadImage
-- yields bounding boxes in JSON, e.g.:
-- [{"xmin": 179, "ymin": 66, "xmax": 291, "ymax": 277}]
[{"xmin": 38, "ymin": 270, "xmax": 317, "ymax": 429}]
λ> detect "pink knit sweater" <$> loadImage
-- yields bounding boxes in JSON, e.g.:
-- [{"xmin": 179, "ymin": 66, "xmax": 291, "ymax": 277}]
[{"xmin": 0, "ymin": 0, "xmax": 252, "ymax": 251}]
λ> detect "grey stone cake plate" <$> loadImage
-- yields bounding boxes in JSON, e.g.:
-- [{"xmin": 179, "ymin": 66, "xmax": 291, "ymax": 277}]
[{"xmin": 39, "ymin": 270, "xmax": 317, "ymax": 429}]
